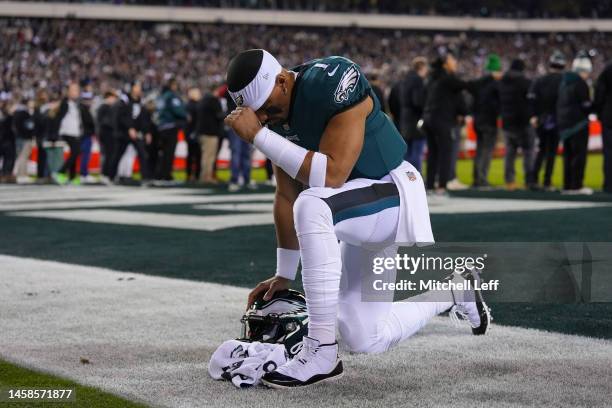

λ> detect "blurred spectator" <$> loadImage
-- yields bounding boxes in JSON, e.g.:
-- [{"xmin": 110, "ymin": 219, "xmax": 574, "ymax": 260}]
[
  {"xmin": 558, "ymin": 53, "xmax": 593, "ymax": 194},
  {"xmin": 155, "ymin": 77, "xmax": 187, "ymax": 181},
  {"xmin": 594, "ymin": 61, "xmax": 612, "ymax": 194},
  {"xmin": 422, "ymin": 51, "xmax": 469, "ymax": 192},
  {"xmin": 0, "ymin": 97, "xmax": 16, "ymax": 183},
  {"xmin": 387, "ymin": 74, "xmax": 402, "ymax": 132},
  {"xmin": 447, "ymin": 91, "xmax": 469, "ymax": 190},
  {"xmin": 467, "ymin": 53, "xmax": 502, "ymax": 188},
  {"xmin": 109, "ymin": 82, "xmax": 152, "ymax": 183},
  {"xmin": 42, "ymin": 97, "xmax": 65, "ymax": 181},
  {"xmin": 223, "ymin": 90, "xmax": 253, "ymax": 192},
  {"xmin": 33, "ymin": 89, "xmax": 51, "ymax": 182},
  {"xmin": 79, "ymin": 88, "xmax": 96, "ymax": 183},
  {"xmin": 53, "ymin": 82, "xmax": 94, "ymax": 183},
  {"xmin": 97, "ymin": 90, "xmax": 118, "ymax": 183},
  {"xmin": 198, "ymin": 86, "xmax": 224, "ymax": 184},
  {"xmin": 499, "ymin": 58, "xmax": 535, "ymax": 190},
  {"xmin": 368, "ymin": 72, "xmax": 386, "ymax": 113},
  {"xmin": 12, "ymin": 97, "xmax": 36, "ymax": 184},
  {"xmin": 185, "ymin": 87, "xmax": 202, "ymax": 182},
  {"xmin": 528, "ymin": 51, "xmax": 566, "ymax": 191},
  {"xmin": 143, "ymin": 98, "xmax": 160, "ymax": 180},
  {"xmin": 263, "ymin": 158, "xmax": 275, "ymax": 186},
  {"xmin": 399, "ymin": 57, "xmax": 428, "ymax": 172}
]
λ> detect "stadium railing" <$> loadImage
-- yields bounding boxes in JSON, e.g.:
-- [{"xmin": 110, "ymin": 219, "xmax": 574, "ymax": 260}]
[{"xmin": 2, "ymin": 1, "xmax": 612, "ymax": 32}]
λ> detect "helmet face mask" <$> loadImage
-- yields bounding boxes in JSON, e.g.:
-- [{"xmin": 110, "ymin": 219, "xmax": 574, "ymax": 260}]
[
  {"xmin": 239, "ymin": 289, "xmax": 308, "ymax": 357},
  {"xmin": 240, "ymin": 314, "xmax": 282, "ymax": 342}
]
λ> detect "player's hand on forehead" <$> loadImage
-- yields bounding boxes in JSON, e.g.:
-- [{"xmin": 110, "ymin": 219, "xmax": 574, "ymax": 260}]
[{"xmin": 224, "ymin": 106, "xmax": 262, "ymax": 143}]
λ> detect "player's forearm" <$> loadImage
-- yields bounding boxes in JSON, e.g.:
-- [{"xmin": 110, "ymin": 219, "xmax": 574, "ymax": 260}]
[
  {"xmin": 253, "ymin": 127, "xmax": 328, "ymax": 188},
  {"xmin": 273, "ymin": 191, "xmax": 301, "ymax": 280},
  {"xmin": 255, "ymin": 128, "xmax": 352, "ymax": 189},
  {"xmin": 274, "ymin": 192, "xmax": 299, "ymax": 250}
]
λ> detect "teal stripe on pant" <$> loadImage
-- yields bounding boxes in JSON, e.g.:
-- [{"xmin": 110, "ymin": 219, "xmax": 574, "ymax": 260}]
[{"xmin": 333, "ymin": 196, "xmax": 400, "ymax": 224}]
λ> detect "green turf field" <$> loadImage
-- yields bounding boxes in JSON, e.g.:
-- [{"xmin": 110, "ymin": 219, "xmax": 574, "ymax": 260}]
[
  {"xmin": 0, "ymin": 359, "xmax": 147, "ymax": 407},
  {"xmin": 454, "ymin": 153, "xmax": 604, "ymax": 189}
]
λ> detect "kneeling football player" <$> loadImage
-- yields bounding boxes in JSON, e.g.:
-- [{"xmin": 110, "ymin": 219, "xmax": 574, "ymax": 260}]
[{"xmin": 224, "ymin": 49, "xmax": 491, "ymax": 389}]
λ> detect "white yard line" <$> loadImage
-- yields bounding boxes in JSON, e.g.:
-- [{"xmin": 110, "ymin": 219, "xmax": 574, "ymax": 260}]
[
  {"xmin": 8, "ymin": 209, "xmax": 274, "ymax": 231},
  {"xmin": 0, "ymin": 185, "xmax": 275, "ymax": 211},
  {"xmin": 1, "ymin": 255, "xmax": 611, "ymax": 408},
  {"xmin": 426, "ymin": 197, "xmax": 611, "ymax": 213}
]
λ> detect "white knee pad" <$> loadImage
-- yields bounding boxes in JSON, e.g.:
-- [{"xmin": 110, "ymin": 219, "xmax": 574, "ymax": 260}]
[{"xmin": 293, "ymin": 192, "xmax": 334, "ymax": 236}]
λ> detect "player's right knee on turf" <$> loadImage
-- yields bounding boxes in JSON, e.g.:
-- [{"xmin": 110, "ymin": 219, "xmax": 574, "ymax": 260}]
[{"xmin": 337, "ymin": 308, "xmax": 392, "ymax": 354}]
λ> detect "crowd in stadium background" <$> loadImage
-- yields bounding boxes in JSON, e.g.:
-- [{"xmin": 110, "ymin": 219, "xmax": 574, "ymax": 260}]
[
  {"xmin": 2, "ymin": 19, "xmax": 612, "ymax": 96},
  {"xmin": 0, "ymin": 18, "xmax": 611, "ymax": 193}
]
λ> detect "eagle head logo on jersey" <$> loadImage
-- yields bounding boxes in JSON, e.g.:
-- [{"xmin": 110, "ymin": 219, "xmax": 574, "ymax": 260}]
[
  {"xmin": 334, "ymin": 65, "xmax": 360, "ymax": 104},
  {"xmin": 235, "ymin": 94, "xmax": 244, "ymax": 106}
]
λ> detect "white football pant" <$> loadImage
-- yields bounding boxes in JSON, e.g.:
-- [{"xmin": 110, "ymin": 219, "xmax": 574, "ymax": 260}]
[{"xmin": 294, "ymin": 173, "xmax": 453, "ymax": 353}]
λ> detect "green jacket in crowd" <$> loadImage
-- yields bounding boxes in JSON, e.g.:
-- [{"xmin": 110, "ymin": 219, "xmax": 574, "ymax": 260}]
[{"xmin": 156, "ymin": 89, "xmax": 187, "ymax": 130}]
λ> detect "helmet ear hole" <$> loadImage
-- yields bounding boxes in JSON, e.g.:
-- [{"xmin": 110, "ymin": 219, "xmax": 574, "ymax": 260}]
[{"xmin": 238, "ymin": 289, "xmax": 308, "ymax": 357}]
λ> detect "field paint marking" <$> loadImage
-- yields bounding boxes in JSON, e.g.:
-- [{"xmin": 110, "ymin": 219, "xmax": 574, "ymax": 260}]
[
  {"xmin": 0, "ymin": 185, "xmax": 274, "ymax": 211},
  {"xmin": 427, "ymin": 197, "xmax": 611, "ymax": 214},
  {"xmin": 8, "ymin": 209, "xmax": 274, "ymax": 231},
  {"xmin": 193, "ymin": 203, "xmax": 273, "ymax": 212}
]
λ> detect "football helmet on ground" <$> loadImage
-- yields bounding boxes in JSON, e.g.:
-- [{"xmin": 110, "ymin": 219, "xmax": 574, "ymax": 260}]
[{"xmin": 239, "ymin": 289, "xmax": 308, "ymax": 357}]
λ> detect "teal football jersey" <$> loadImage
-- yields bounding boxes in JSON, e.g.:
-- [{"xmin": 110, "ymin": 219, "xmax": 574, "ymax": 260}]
[{"xmin": 269, "ymin": 56, "xmax": 407, "ymax": 181}]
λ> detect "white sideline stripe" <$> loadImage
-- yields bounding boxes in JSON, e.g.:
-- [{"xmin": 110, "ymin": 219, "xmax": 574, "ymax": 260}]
[
  {"xmin": 8, "ymin": 209, "xmax": 274, "ymax": 231},
  {"xmin": 427, "ymin": 197, "xmax": 610, "ymax": 214},
  {"xmin": 0, "ymin": 186, "xmax": 275, "ymax": 211},
  {"xmin": 193, "ymin": 203, "xmax": 273, "ymax": 212},
  {"xmin": 0, "ymin": 185, "xmax": 206, "ymax": 202},
  {"xmin": 1, "ymin": 255, "xmax": 611, "ymax": 408}
]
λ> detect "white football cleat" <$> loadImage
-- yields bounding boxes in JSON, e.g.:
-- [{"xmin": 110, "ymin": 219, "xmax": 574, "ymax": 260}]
[
  {"xmin": 446, "ymin": 268, "xmax": 492, "ymax": 335},
  {"xmin": 261, "ymin": 336, "xmax": 343, "ymax": 388}
]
